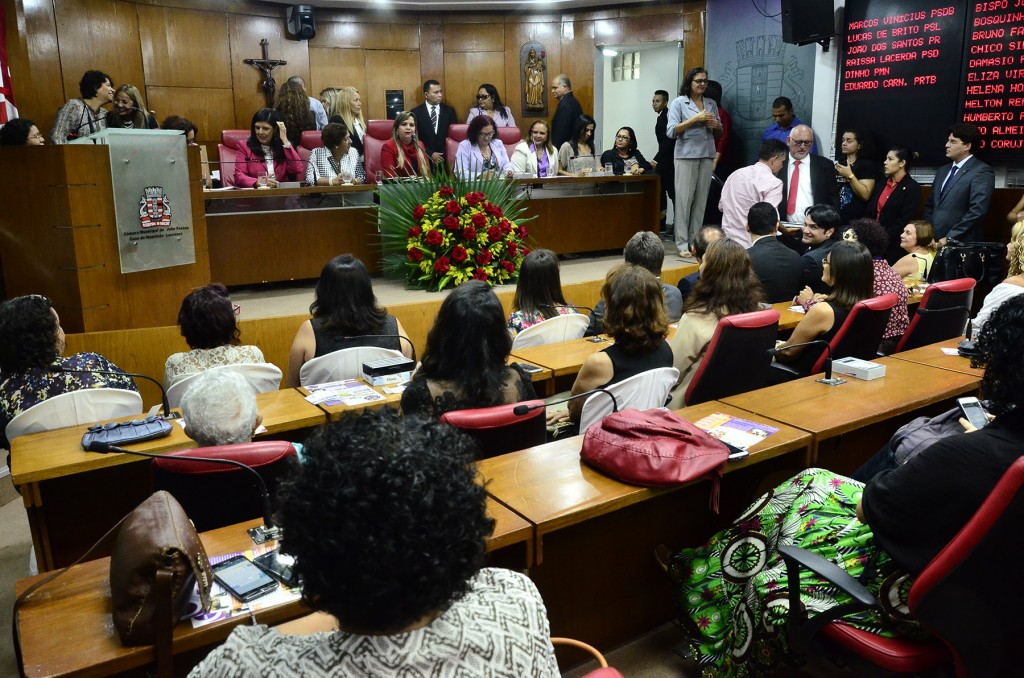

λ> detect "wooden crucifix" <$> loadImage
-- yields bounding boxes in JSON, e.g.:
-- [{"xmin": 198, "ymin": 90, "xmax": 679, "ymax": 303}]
[{"xmin": 244, "ymin": 39, "xmax": 288, "ymax": 107}]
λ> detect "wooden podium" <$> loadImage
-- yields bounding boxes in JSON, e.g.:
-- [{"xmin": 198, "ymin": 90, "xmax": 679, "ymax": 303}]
[{"xmin": 0, "ymin": 141, "xmax": 210, "ymax": 333}]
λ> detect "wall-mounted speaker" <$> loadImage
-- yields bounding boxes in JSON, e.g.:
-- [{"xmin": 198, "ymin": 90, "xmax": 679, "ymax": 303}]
[
  {"xmin": 780, "ymin": 0, "xmax": 834, "ymax": 47},
  {"xmin": 287, "ymin": 5, "xmax": 316, "ymax": 41}
]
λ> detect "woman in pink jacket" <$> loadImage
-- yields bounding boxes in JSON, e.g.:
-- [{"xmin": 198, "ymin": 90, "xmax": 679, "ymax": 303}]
[{"xmin": 234, "ymin": 108, "xmax": 305, "ymax": 188}]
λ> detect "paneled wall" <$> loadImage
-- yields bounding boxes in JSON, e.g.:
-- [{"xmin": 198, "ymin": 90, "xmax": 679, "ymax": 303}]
[{"xmin": 5, "ymin": 0, "xmax": 705, "ymax": 152}]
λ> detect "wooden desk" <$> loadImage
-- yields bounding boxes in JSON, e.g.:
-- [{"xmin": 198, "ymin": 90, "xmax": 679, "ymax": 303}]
[
  {"xmin": 507, "ymin": 357, "xmax": 555, "ymax": 395},
  {"xmin": 510, "ymin": 336, "xmax": 612, "ymax": 378},
  {"xmin": 773, "ymin": 289, "xmax": 924, "ymax": 333},
  {"xmin": 16, "ymin": 500, "xmax": 531, "ymax": 678},
  {"xmin": 888, "ymin": 338, "xmax": 984, "ymax": 378},
  {"xmin": 478, "ymin": 400, "xmax": 811, "ymax": 649},
  {"xmin": 12, "ymin": 389, "xmax": 327, "ymax": 571}
]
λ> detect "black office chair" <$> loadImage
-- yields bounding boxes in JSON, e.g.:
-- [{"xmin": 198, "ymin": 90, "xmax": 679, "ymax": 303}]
[
  {"xmin": 684, "ymin": 309, "xmax": 780, "ymax": 406},
  {"xmin": 894, "ymin": 278, "xmax": 975, "ymax": 352},
  {"xmin": 440, "ymin": 400, "xmax": 547, "ymax": 460}
]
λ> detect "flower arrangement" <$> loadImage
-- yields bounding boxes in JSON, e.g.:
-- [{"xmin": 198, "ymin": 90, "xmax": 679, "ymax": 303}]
[{"xmin": 379, "ymin": 171, "xmax": 534, "ymax": 291}]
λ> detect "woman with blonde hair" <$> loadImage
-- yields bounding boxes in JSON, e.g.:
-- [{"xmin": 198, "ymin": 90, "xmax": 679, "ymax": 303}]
[
  {"xmin": 320, "ymin": 87, "xmax": 342, "ymax": 122},
  {"xmin": 107, "ymin": 84, "xmax": 157, "ymax": 130},
  {"xmin": 970, "ymin": 219, "xmax": 1024, "ymax": 336},
  {"xmin": 380, "ymin": 111, "xmax": 430, "ymax": 178},
  {"xmin": 511, "ymin": 120, "xmax": 560, "ymax": 178},
  {"xmin": 337, "ymin": 86, "xmax": 367, "ymax": 159},
  {"xmin": 274, "ymin": 80, "xmax": 316, "ymax": 147}
]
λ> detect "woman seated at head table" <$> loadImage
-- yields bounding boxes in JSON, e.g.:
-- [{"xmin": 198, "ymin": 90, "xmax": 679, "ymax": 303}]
[
  {"xmin": 106, "ymin": 84, "xmax": 157, "ymax": 130},
  {"xmin": 401, "ymin": 280, "xmax": 536, "ymax": 418},
  {"xmin": 557, "ymin": 114, "xmax": 599, "ymax": 177},
  {"xmin": 835, "ymin": 127, "xmax": 877, "ymax": 224},
  {"xmin": 510, "ymin": 120, "xmax": 561, "ymax": 179},
  {"xmin": 599, "ymin": 126, "xmax": 653, "ymax": 176},
  {"xmin": 775, "ymin": 240, "xmax": 874, "ymax": 375},
  {"xmin": 662, "ymin": 293, "xmax": 1024, "ymax": 676},
  {"xmin": 454, "ymin": 115, "xmax": 514, "ymax": 180},
  {"xmin": 835, "ymin": 218, "xmax": 909, "ymax": 355},
  {"xmin": 548, "ymin": 264, "xmax": 672, "ymax": 430},
  {"xmin": 163, "ymin": 283, "xmax": 268, "ymax": 390},
  {"xmin": 380, "ymin": 111, "xmax": 431, "ymax": 179},
  {"xmin": 305, "ymin": 122, "xmax": 365, "ymax": 186},
  {"xmin": 892, "ymin": 220, "xmax": 936, "ymax": 285},
  {"xmin": 465, "ymin": 83, "xmax": 517, "ymax": 128},
  {"xmin": 188, "ymin": 408, "xmax": 560, "ymax": 677},
  {"xmin": 507, "ymin": 249, "xmax": 577, "ymax": 335},
  {"xmin": 970, "ymin": 219, "xmax": 1024, "ymax": 338},
  {"xmin": 0, "ymin": 118, "xmax": 45, "ymax": 146},
  {"xmin": 667, "ymin": 238, "xmax": 765, "ymax": 409},
  {"xmin": 49, "ymin": 69, "xmax": 114, "ymax": 144},
  {"xmin": 866, "ymin": 145, "xmax": 922, "ymax": 264},
  {"xmin": 287, "ymin": 254, "xmax": 412, "ymax": 388},
  {"xmin": 0, "ymin": 295, "xmax": 137, "ymax": 453},
  {"xmin": 233, "ymin": 108, "xmax": 305, "ymax": 189},
  {"xmin": 274, "ymin": 80, "xmax": 316, "ymax": 148}
]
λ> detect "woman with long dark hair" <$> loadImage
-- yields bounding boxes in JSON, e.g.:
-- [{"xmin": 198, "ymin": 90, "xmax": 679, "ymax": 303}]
[
  {"xmin": 164, "ymin": 284, "xmax": 267, "ymax": 389},
  {"xmin": 835, "ymin": 128, "xmax": 876, "ymax": 223},
  {"xmin": 465, "ymin": 83, "xmax": 516, "ymax": 128},
  {"xmin": 287, "ymin": 255, "xmax": 412, "ymax": 387},
  {"xmin": 667, "ymin": 239, "xmax": 765, "ymax": 407},
  {"xmin": 508, "ymin": 249, "xmax": 576, "ymax": 335},
  {"xmin": 234, "ymin": 108, "xmax": 304, "ymax": 188},
  {"xmin": 401, "ymin": 281, "xmax": 536, "ymax": 418},
  {"xmin": 275, "ymin": 80, "xmax": 316, "ymax": 147},
  {"xmin": 557, "ymin": 114, "xmax": 598, "ymax": 176}
]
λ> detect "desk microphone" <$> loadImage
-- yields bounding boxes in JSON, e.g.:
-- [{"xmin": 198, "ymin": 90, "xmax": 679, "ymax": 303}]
[
  {"xmin": 512, "ymin": 387, "xmax": 619, "ymax": 416},
  {"xmin": 65, "ymin": 111, "xmax": 109, "ymax": 141},
  {"xmin": 334, "ymin": 334, "xmax": 416, "ymax": 364},
  {"xmin": 911, "ymin": 253, "xmax": 931, "ymax": 280},
  {"xmin": 541, "ymin": 302, "xmax": 596, "ymax": 316},
  {"xmin": 87, "ymin": 442, "xmax": 283, "ymax": 544},
  {"xmin": 767, "ymin": 340, "xmax": 846, "ymax": 386},
  {"xmin": 52, "ymin": 366, "xmax": 178, "ymax": 418}
]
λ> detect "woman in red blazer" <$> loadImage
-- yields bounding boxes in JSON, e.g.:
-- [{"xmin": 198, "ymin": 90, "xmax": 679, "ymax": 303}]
[
  {"xmin": 866, "ymin": 146, "xmax": 922, "ymax": 263},
  {"xmin": 234, "ymin": 108, "xmax": 305, "ymax": 188}
]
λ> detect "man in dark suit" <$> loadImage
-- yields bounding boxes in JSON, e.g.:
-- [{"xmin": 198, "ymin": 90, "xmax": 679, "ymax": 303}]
[
  {"xmin": 411, "ymin": 79, "xmax": 456, "ymax": 170},
  {"xmin": 778, "ymin": 125, "xmax": 839, "ymax": 250},
  {"xmin": 652, "ymin": 89, "xmax": 675, "ymax": 234},
  {"xmin": 746, "ymin": 202, "xmax": 802, "ymax": 303},
  {"xmin": 798, "ymin": 204, "xmax": 841, "ymax": 295},
  {"xmin": 922, "ymin": 123, "xmax": 995, "ymax": 244},
  {"xmin": 550, "ymin": 74, "xmax": 583, "ymax": 149}
]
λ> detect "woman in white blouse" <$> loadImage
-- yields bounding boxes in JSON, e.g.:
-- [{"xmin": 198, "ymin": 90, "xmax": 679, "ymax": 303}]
[
  {"xmin": 511, "ymin": 121, "xmax": 561, "ymax": 179},
  {"xmin": 306, "ymin": 123, "xmax": 365, "ymax": 185}
]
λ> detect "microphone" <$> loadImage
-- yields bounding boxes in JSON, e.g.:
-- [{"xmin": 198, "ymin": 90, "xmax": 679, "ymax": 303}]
[
  {"xmin": 540, "ymin": 302, "xmax": 596, "ymax": 316},
  {"xmin": 767, "ymin": 339, "xmax": 846, "ymax": 385},
  {"xmin": 911, "ymin": 253, "xmax": 931, "ymax": 279},
  {"xmin": 52, "ymin": 366, "xmax": 178, "ymax": 419},
  {"xmin": 88, "ymin": 442, "xmax": 283, "ymax": 544},
  {"xmin": 512, "ymin": 387, "xmax": 618, "ymax": 416},
  {"xmin": 334, "ymin": 334, "xmax": 416, "ymax": 364},
  {"xmin": 65, "ymin": 110, "xmax": 109, "ymax": 140}
]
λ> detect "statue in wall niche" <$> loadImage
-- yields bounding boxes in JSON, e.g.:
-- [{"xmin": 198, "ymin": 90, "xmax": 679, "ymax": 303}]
[{"xmin": 525, "ymin": 49, "xmax": 545, "ymax": 110}]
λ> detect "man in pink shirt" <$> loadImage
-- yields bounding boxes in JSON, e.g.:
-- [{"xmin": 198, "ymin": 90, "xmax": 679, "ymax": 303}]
[{"xmin": 718, "ymin": 139, "xmax": 787, "ymax": 246}]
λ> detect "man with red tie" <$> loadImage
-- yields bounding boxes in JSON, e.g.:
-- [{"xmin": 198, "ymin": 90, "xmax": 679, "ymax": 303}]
[{"xmin": 777, "ymin": 124, "xmax": 839, "ymax": 252}]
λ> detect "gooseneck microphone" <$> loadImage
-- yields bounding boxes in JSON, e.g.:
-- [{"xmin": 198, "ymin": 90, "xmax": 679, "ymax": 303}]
[
  {"xmin": 88, "ymin": 442, "xmax": 283, "ymax": 544},
  {"xmin": 512, "ymin": 387, "xmax": 619, "ymax": 416},
  {"xmin": 540, "ymin": 302, "xmax": 596, "ymax": 316},
  {"xmin": 53, "ymin": 366, "xmax": 178, "ymax": 418},
  {"xmin": 334, "ymin": 333, "xmax": 416, "ymax": 364},
  {"xmin": 911, "ymin": 253, "xmax": 931, "ymax": 280},
  {"xmin": 767, "ymin": 340, "xmax": 845, "ymax": 385}
]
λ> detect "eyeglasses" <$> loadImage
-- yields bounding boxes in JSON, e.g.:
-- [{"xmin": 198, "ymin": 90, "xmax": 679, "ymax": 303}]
[
  {"xmin": 480, "ymin": 131, "xmax": 495, "ymax": 138},
  {"xmin": 791, "ymin": 139, "xmax": 813, "ymax": 147},
  {"xmin": 476, "ymin": 94, "xmax": 491, "ymax": 100},
  {"xmin": 822, "ymin": 258, "xmax": 831, "ymax": 266},
  {"xmin": 615, "ymin": 134, "xmax": 630, "ymax": 140},
  {"xmin": 692, "ymin": 78, "xmax": 709, "ymax": 84}
]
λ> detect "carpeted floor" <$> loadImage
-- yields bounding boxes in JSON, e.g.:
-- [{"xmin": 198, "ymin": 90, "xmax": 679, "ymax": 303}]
[{"xmin": 0, "ymin": 474, "xmax": 32, "ymax": 678}]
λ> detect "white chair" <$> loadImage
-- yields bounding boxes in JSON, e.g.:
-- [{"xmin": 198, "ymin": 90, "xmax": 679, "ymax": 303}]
[
  {"xmin": 5, "ymin": 388, "xmax": 143, "ymax": 443},
  {"xmin": 577, "ymin": 366, "xmax": 680, "ymax": 435},
  {"xmin": 511, "ymin": 313, "xmax": 591, "ymax": 350},
  {"xmin": 166, "ymin": 363, "xmax": 284, "ymax": 409},
  {"xmin": 299, "ymin": 347, "xmax": 403, "ymax": 386}
]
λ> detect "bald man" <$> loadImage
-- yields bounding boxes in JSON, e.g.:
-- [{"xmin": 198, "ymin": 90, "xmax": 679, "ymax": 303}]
[
  {"xmin": 778, "ymin": 124, "xmax": 838, "ymax": 249},
  {"xmin": 550, "ymin": 74, "xmax": 583, "ymax": 149}
]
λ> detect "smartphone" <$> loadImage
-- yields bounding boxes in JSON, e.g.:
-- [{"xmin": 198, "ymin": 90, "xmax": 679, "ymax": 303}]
[
  {"xmin": 252, "ymin": 549, "xmax": 302, "ymax": 588},
  {"xmin": 958, "ymin": 397, "xmax": 989, "ymax": 430},
  {"xmin": 212, "ymin": 555, "xmax": 280, "ymax": 602},
  {"xmin": 514, "ymin": 362, "xmax": 544, "ymax": 374}
]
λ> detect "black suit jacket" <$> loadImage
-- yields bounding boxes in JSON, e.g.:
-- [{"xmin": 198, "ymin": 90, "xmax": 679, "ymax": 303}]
[
  {"xmin": 748, "ymin": 236, "xmax": 804, "ymax": 303},
  {"xmin": 867, "ymin": 174, "xmax": 922, "ymax": 263},
  {"xmin": 800, "ymin": 239, "xmax": 837, "ymax": 295},
  {"xmin": 922, "ymin": 156, "xmax": 995, "ymax": 242},
  {"xmin": 551, "ymin": 92, "xmax": 583, "ymax": 149},
  {"xmin": 779, "ymin": 154, "xmax": 840, "ymax": 220},
  {"xmin": 411, "ymin": 102, "xmax": 457, "ymax": 159}
]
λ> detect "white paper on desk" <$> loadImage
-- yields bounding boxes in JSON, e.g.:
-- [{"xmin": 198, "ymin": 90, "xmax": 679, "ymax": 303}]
[
  {"xmin": 304, "ymin": 379, "xmax": 385, "ymax": 407},
  {"xmin": 788, "ymin": 305, "xmax": 806, "ymax": 314},
  {"xmin": 941, "ymin": 347, "xmax": 960, "ymax": 356}
]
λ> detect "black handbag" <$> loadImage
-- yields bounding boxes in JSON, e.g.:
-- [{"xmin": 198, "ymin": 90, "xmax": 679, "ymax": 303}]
[{"xmin": 929, "ymin": 240, "xmax": 1007, "ymax": 286}]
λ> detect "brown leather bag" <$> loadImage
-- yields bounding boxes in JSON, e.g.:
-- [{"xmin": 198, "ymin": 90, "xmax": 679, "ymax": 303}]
[{"xmin": 109, "ymin": 490, "xmax": 213, "ymax": 645}]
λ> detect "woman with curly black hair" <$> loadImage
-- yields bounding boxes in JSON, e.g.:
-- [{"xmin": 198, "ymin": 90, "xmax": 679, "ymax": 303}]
[
  {"xmin": 163, "ymin": 284, "xmax": 267, "ymax": 389},
  {"xmin": 838, "ymin": 218, "xmax": 909, "ymax": 353},
  {"xmin": 401, "ymin": 280, "xmax": 536, "ymax": 417},
  {"xmin": 190, "ymin": 408, "xmax": 559, "ymax": 676},
  {"xmin": 0, "ymin": 295, "xmax": 136, "ymax": 449},
  {"xmin": 665, "ymin": 294, "xmax": 1024, "ymax": 676}
]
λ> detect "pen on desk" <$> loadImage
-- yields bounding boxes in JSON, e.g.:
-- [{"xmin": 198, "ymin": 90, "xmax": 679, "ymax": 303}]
[{"xmin": 728, "ymin": 450, "xmax": 749, "ymax": 461}]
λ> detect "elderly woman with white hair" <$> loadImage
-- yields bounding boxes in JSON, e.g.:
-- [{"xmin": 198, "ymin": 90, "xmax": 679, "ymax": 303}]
[{"xmin": 179, "ymin": 370, "xmax": 263, "ymax": 447}]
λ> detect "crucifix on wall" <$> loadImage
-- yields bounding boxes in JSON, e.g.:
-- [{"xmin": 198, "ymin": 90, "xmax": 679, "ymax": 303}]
[{"xmin": 244, "ymin": 39, "xmax": 288, "ymax": 107}]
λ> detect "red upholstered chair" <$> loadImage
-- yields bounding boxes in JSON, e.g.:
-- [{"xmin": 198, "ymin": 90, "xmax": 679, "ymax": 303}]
[
  {"xmin": 217, "ymin": 130, "xmax": 249, "ymax": 187},
  {"xmin": 440, "ymin": 400, "xmax": 546, "ymax": 460},
  {"xmin": 771, "ymin": 293, "xmax": 897, "ymax": 382},
  {"xmin": 445, "ymin": 124, "xmax": 469, "ymax": 173},
  {"xmin": 300, "ymin": 129, "xmax": 323, "ymax": 150},
  {"xmin": 295, "ymin": 145, "xmax": 311, "ymax": 165},
  {"xmin": 684, "ymin": 309, "xmax": 780, "ymax": 406},
  {"xmin": 496, "ymin": 126, "xmax": 522, "ymax": 160},
  {"xmin": 362, "ymin": 119, "xmax": 395, "ymax": 184},
  {"xmin": 152, "ymin": 441, "xmax": 298, "ymax": 532},
  {"xmin": 780, "ymin": 456, "xmax": 1024, "ymax": 676},
  {"xmin": 894, "ymin": 278, "xmax": 975, "ymax": 352}
]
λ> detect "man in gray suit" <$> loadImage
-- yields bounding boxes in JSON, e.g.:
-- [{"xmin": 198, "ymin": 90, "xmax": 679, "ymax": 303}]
[{"xmin": 922, "ymin": 123, "xmax": 995, "ymax": 245}]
